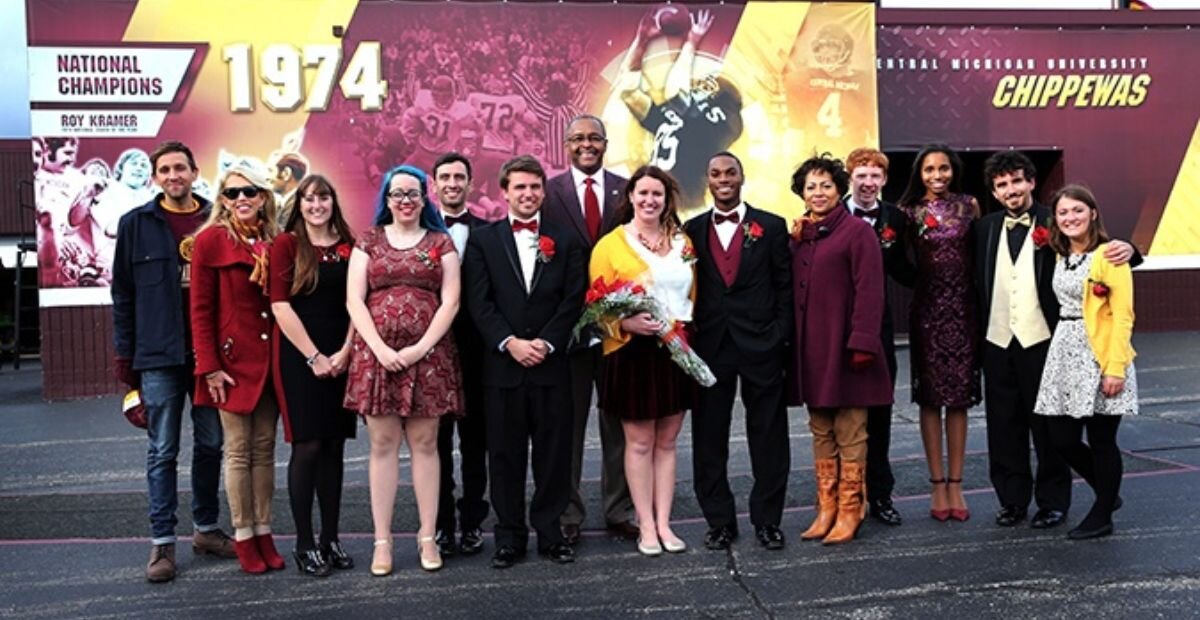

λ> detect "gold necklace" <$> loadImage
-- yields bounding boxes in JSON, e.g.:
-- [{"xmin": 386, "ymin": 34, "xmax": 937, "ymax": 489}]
[{"xmin": 637, "ymin": 229, "xmax": 666, "ymax": 253}]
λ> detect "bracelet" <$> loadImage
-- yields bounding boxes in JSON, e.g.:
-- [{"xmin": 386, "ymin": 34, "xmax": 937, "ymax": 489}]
[{"xmin": 305, "ymin": 352, "xmax": 321, "ymax": 367}]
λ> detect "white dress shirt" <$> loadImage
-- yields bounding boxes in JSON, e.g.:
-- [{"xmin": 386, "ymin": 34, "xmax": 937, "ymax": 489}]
[
  {"xmin": 711, "ymin": 202, "xmax": 748, "ymax": 251},
  {"xmin": 570, "ymin": 167, "xmax": 604, "ymax": 219},
  {"xmin": 441, "ymin": 209, "xmax": 469, "ymax": 258},
  {"xmin": 846, "ymin": 197, "xmax": 879, "ymax": 228},
  {"xmin": 500, "ymin": 213, "xmax": 552, "ymax": 354}
]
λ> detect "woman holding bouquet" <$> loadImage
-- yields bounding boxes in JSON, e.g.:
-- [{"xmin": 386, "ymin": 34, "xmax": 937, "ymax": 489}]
[
  {"xmin": 589, "ymin": 166, "xmax": 696, "ymax": 556},
  {"xmin": 1033, "ymin": 185, "xmax": 1137, "ymax": 540},
  {"xmin": 788, "ymin": 153, "xmax": 891, "ymax": 545}
]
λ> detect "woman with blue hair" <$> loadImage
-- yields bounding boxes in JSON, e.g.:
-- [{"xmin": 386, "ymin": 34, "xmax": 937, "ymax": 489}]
[{"xmin": 343, "ymin": 165, "xmax": 463, "ymax": 574}]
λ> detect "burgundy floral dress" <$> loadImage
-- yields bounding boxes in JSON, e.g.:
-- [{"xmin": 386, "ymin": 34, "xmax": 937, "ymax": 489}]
[
  {"xmin": 903, "ymin": 194, "xmax": 981, "ymax": 409},
  {"xmin": 343, "ymin": 227, "xmax": 463, "ymax": 418}
]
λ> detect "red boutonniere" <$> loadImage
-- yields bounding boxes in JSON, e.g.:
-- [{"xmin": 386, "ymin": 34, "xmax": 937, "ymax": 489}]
[
  {"xmin": 417, "ymin": 245, "xmax": 442, "ymax": 268},
  {"xmin": 918, "ymin": 212, "xmax": 940, "ymax": 237},
  {"xmin": 1088, "ymin": 278, "xmax": 1110, "ymax": 297},
  {"xmin": 535, "ymin": 235, "xmax": 556, "ymax": 263},
  {"xmin": 681, "ymin": 244, "xmax": 697, "ymax": 264},
  {"xmin": 742, "ymin": 221, "xmax": 763, "ymax": 248},
  {"xmin": 879, "ymin": 225, "xmax": 897, "ymax": 248},
  {"xmin": 1031, "ymin": 225, "xmax": 1051, "ymax": 248},
  {"xmin": 335, "ymin": 243, "xmax": 352, "ymax": 259}
]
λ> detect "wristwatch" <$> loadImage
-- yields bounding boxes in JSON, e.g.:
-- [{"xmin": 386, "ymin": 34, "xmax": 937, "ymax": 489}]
[{"xmin": 305, "ymin": 352, "xmax": 320, "ymax": 366}]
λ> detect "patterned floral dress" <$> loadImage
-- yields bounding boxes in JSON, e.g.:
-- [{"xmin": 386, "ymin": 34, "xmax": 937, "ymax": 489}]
[
  {"xmin": 904, "ymin": 194, "xmax": 981, "ymax": 409},
  {"xmin": 343, "ymin": 227, "xmax": 463, "ymax": 418},
  {"xmin": 1034, "ymin": 252, "xmax": 1138, "ymax": 418}
]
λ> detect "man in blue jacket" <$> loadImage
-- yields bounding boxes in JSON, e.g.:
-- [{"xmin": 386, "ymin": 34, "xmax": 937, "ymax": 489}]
[{"xmin": 111, "ymin": 141, "xmax": 235, "ymax": 582}]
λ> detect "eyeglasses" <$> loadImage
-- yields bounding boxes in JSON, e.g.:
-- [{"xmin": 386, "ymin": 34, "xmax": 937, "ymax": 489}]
[
  {"xmin": 565, "ymin": 134, "xmax": 606, "ymax": 145},
  {"xmin": 387, "ymin": 190, "xmax": 423, "ymax": 203},
  {"xmin": 221, "ymin": 186, "xmax": 261, "ymax": 200}
]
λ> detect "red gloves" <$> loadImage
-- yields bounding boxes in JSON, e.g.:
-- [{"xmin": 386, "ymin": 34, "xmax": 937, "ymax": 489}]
[
  {"xmin": 849, "ymin": 350, "xmax": 874, "ymax": 370},
  {"xmin": 113, "ymin": 356, "xmax": 140, "ymax": 388}
]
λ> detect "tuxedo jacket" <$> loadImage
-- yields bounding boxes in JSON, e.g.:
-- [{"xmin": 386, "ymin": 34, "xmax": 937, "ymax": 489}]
[
  {"xmin": 872, "ymin": 201, "xmax": 917, "ymax": 371},
  {"xmin": 683, "ymin": 204, "xmax": 793, "ymax": 363},
  {"xmin": 542, "ymin": 169, "xmax": 627, "ymax": 254},
  {"xmin": 972, "ymin": 203, "xmax": 1060, "ymax": 338},
  {"xmin": 462, "ymin": 217, "xmax": 587, "ymax": 388},
  {"xmin": 450, "ymin": 213, "xmax": 486, "ymax": 385}
]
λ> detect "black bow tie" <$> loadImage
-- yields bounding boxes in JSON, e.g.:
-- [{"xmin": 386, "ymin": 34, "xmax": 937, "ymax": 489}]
[
  {"xmin": 443, "ymin": 212, "xmax": 469, "ymax": 227},
  {"xmin": 853, "ymin": 207, "xmax": 880, "ymax": 220}
]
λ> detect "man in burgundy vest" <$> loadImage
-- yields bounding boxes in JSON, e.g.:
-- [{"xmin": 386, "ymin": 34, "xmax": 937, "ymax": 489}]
[{"xmin": 683, "ymin": 152, "xmax": 793, "ymax": 551}]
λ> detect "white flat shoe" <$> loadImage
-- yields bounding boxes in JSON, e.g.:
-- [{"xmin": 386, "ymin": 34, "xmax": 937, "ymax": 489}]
[
  {"xmin": 417, "ymin": 535, "xmax": 443, "ymax": 572},
  {"xmin": 661, "ymin": 537, "xmax": 687, "ymax": 553},
  {"xmin": 370, "ymin": 539, "xmax": 392, "ymax": 576},
  {"xmin": 636, "ymin": 538, "xmax": 663, "ymax": 557}
]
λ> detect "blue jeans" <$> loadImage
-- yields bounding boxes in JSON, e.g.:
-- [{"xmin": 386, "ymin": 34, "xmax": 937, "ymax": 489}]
[{"xmin": 142, "ymin": 366, "xmax": 223, "ymax": 544}]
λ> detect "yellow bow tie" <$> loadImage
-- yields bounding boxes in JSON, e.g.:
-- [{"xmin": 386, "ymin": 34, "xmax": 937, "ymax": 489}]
[{"xmin": 1005, "ymin": 212, "xmax": 1032, "ymax": 230}]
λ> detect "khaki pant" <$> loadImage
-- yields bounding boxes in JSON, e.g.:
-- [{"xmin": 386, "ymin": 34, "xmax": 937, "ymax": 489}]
[
  {"xmin": 807, "ymin": 407, "xmax": 868, "ymax": 463},
  {"xmin": 220, "ymin": 393, "xmax": 278, "ymax": 530}
]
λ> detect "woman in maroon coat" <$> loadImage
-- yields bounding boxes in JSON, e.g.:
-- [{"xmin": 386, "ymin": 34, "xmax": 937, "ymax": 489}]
[
  {"xmin": 190, "ymin": 159, "xmax": 283, "ymax": 574},
  {"xmin": 788, "ymin": 154, "xmax": 891, "ymax": 545}
]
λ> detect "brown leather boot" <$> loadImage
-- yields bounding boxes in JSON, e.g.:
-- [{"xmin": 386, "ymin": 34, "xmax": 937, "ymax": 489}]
[
  {"xmin": 824, "ymin": 460, "xmax": 866, "ymax": 545},
  {"xmin": 801, "ymin": 458, "xmax": 839, "ymax": 540},
  {"xmin": 193, "ymin": 529, "xmax": 237, "ymax": 558},
  {"xmin": 145, "ymin": 543, "xmax": 176, "ymax": 583}
]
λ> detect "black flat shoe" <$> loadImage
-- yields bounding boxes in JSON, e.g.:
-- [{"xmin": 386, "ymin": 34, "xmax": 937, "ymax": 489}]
[
  {"xmin": 1031, "ymin": 509, "xmax": 1067, "ymax": 529},
  {"xmin": 435, "ymin": 529, "xmax": 458, "ymax": 557},
  {"xmin": 1068, "ymin": 522, "xmax": 1113, "ymax": 540},
  {"xmin": 459, "ymin": 528, "xmax": 485, "ymax": 555},
  {"xmin": 320, "ymin": 541, "xmax": 354, "ymax": 570},
  {"xmin": 293, "ymin": 549, "xmax": 332, "ymax": 577},
  {"xmin": 539, "ymin": 542, "xmax": 575, "ymax": 564},
  {"xmin": 869, "ymin": 498, "xmax": 903, "ymax": 526},
  {"xmin": 995, "ymin": 505, "xmax": 1027, "ymax": 527},
  {"xmin": 704, "ymin": 525, "xmax": 738, "ymax": 551},
  {"xmin": 754, "ymin": 525, "xmax": 785, "ymax": 550},
  {"xmin": 491, "ymin": 546, "xmax": 524, "ymax": 569}
]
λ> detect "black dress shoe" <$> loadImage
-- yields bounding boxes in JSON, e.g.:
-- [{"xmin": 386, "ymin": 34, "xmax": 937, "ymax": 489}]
[
  {"xmin": 995, "ymin": 505, "xmax": 1027, "ymax": 527},
  {"xmin": 459, "ymin": 528, "xmax": 485, "ymax": 555},
  {"xmin": 293, "ymin": 548, "xmax": 332, "ymax": 577},
  {"xmin": 606, "ymin": 521, "xmax": 640, "ymax": 540},
  {"xmin": 491, "ymin": 546, "xmax": 524, "ymax": 569},
  {"xmin": 1031, "ymin": 509, "xmax": 1067, "ymax": 529},
  {"xmin": 869, "ymin": 498, "xmax": 903, "ymax": 526},
  {"xmin": 320, "ymin": 541, "xmax": 354, "ymax": 570},
  {"xmin": 539, "ymin": 542, "xmax": 575, "ymax": 564},
  {"xmin": 1067, "ymin": 521, "xmax": 1113, "ymax": 540},
  {"xmin": 434, "ymin": 529, "xmax": 457, "ymax": 556},
  {"xmin": 704, "ymin": 525, "xmax": 738, "ymax": 551},
  {"xmin": 561, "ymin": 523, "xmax": 581, "ymax": 546},
  {"xmin": 754, "ymin": 525, "xmax": 785, "ymax": 550}
]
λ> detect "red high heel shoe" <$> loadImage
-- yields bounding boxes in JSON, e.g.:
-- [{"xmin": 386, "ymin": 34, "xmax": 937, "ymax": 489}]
[
  {"xmin": 929, "ymin": 478, "xmax": 950, "ymax": 522},
  {"xmin": 947, "ymin": 478, "xmax": 970, "ymax": 522}
]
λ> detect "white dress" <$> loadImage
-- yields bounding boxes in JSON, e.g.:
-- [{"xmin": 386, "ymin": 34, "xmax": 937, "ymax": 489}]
[{"xmin": 1034, "ymin": 252, "xmax": 1138, "ymax": 419}]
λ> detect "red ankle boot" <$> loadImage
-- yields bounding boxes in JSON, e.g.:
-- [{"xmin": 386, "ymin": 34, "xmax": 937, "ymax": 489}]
[
  {"xmin": 234, "ymin": 538, "xmax": 267, "ymax": 574},
  {"xmin": 255, "ymin": 534, "xmax": 286, "ymax": 570}
]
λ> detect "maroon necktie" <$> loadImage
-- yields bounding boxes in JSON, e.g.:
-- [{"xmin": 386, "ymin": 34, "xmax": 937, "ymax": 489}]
[
  {"xmin": 511, "ymin": 219, "xmax": 538, "ymax": 234},
  {"xmin": 584, "ymin": 178, "xmax": 601, "ymax": 242},
  {"xmin": 713, "ymin": 211, "xmax": 740, "ymax": 225}
]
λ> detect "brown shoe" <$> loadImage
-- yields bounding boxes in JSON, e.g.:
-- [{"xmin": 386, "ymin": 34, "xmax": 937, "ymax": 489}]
[
  {"xmin": 824, "ymin": 461, "xmax": 867, "ymax": 545},
  {"xmin": 146, "ymin": 543, "xmax": 176, "ymax": 582},
  {"xmin": 801, "ymin": 458, "xmax": 839, "ymax": 540},
  {"xmin": 605, "ymin": 520, "xmax": 640, "ymax": 540},
  {"xmin": 193, "ymin": 529, "xmax": 237, "ymax": 558}
]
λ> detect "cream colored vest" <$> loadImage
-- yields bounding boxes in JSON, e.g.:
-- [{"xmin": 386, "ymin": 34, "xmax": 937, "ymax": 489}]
[{"xmin": 986, "ymin": 229, "xmax": 1052, "ymax": 348}]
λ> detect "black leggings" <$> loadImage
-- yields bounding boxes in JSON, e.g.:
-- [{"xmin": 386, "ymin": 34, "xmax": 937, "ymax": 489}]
[
  {"xmin": 1046, "ymin": 415, "xmax": 1122, "ymax": 523},
  {"xmin": 288, "ymin": 438, "xmax": 347, "ymax": 551}
]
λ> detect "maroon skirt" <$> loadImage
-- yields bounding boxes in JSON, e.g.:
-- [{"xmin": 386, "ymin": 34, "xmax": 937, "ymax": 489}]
[{"xmin": 599, "ymin": 334, "xmax": 696, "ymax": 421}]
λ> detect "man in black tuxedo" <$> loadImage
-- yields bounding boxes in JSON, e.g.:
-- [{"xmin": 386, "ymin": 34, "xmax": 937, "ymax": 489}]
[
  {"xmin": 844, "ymin": 148, "xmax": 916, "ymax": 527},
  {"xmin": 976, "ymin": 151, "xmax": 1138, "ymax": 529},
  {"xmin": 432, "ymin": 152, "xmax": 489, "ymax": 557},
  {"xmin": 463, "ymin": 155, "xmax": 586, "ymax": 568},
  {"xmin": 542, "ymin": 114, "xmax": 636, "ymax": 543},
  {"xmin": 684, "ymin": 151, "xmax": 792, "ymax": 551}
]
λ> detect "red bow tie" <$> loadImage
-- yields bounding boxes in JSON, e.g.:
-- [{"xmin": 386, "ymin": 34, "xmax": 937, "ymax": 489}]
[
  {"xmin": 713, "ymin": 211, "xmax": 740, "ymax": 225},
  {"xmin": 511, "ymin": 219, "xmax": 538, "ymax": 234}
]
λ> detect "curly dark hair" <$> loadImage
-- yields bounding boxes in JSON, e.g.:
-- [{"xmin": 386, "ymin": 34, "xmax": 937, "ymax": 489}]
[
  {"xmin": 791, "ymin": 152, "xmax": 850, "ymax": 199},
  {"xmin": 982, "ymin": 150, "xmax": 1036, "ymax": 191}
]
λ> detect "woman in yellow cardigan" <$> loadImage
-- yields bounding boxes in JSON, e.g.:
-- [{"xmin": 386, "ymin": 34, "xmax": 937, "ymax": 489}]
[
  {"xmin": 590, "ymin": 166, "xmax": 697, "ymax": 556},
  {"xmin": 1034, "ymin": 184, "xmax": 1137, "ymax": 540}
]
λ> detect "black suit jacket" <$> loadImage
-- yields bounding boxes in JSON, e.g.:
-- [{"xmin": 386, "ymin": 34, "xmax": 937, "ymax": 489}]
[
  {"xmin": 450, "ymin": 213, "xmax": 486, "ymax": 386},
  {"xmin": 972, "ymin": 203, "xmax": 1060, "ymax": 337},
  {"xmin": 462, "ymin": 217, "xmax": 587, "ymax": 388},
  {"xmin": 542, "ymin": 169, "xmax": 627, "ymax": 253},
  {"xmin": 683, "ymin": 205, "xmax": 793, "ymax": 363},
  {"xmin": 868, "ymin": 201, "xmax": 917, "ymax": 376}
]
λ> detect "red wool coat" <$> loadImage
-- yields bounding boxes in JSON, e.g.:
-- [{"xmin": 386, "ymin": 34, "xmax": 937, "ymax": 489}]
[
  {"xmin": 787, "ymin": 206, "xmax": 892, "ymax": 408},
  {"xmin": 190, "ymin": 226, "xmax": 274, "ymax": 414}
]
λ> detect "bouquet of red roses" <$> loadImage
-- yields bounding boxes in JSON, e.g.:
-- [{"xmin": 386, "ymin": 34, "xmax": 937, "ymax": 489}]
[{"xmin": 573, "ymin": 277, "xmax": 716, "ymax": 387}]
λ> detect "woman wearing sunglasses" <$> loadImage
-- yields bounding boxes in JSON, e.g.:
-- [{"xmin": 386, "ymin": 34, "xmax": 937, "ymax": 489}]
[{"xmin": 190, "ymin": 159, "xmax": 284, "ymax": 574}]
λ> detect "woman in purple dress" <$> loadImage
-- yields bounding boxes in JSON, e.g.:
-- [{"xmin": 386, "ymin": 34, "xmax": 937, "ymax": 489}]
[{"xmin": 898, "ymin": 144, "xmax": 981, "ymax": 522}]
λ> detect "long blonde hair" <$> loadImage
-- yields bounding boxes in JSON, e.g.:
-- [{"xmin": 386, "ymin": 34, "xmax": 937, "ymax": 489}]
[{"xmin": 195, "ymin": 160, "xmax": 281, "ymax": 242}]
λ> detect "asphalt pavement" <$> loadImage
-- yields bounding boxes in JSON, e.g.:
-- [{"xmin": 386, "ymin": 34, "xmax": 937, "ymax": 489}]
[{"xmin": 1, "ymin": 331, "xmax": 1198, "ymax": 619}]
